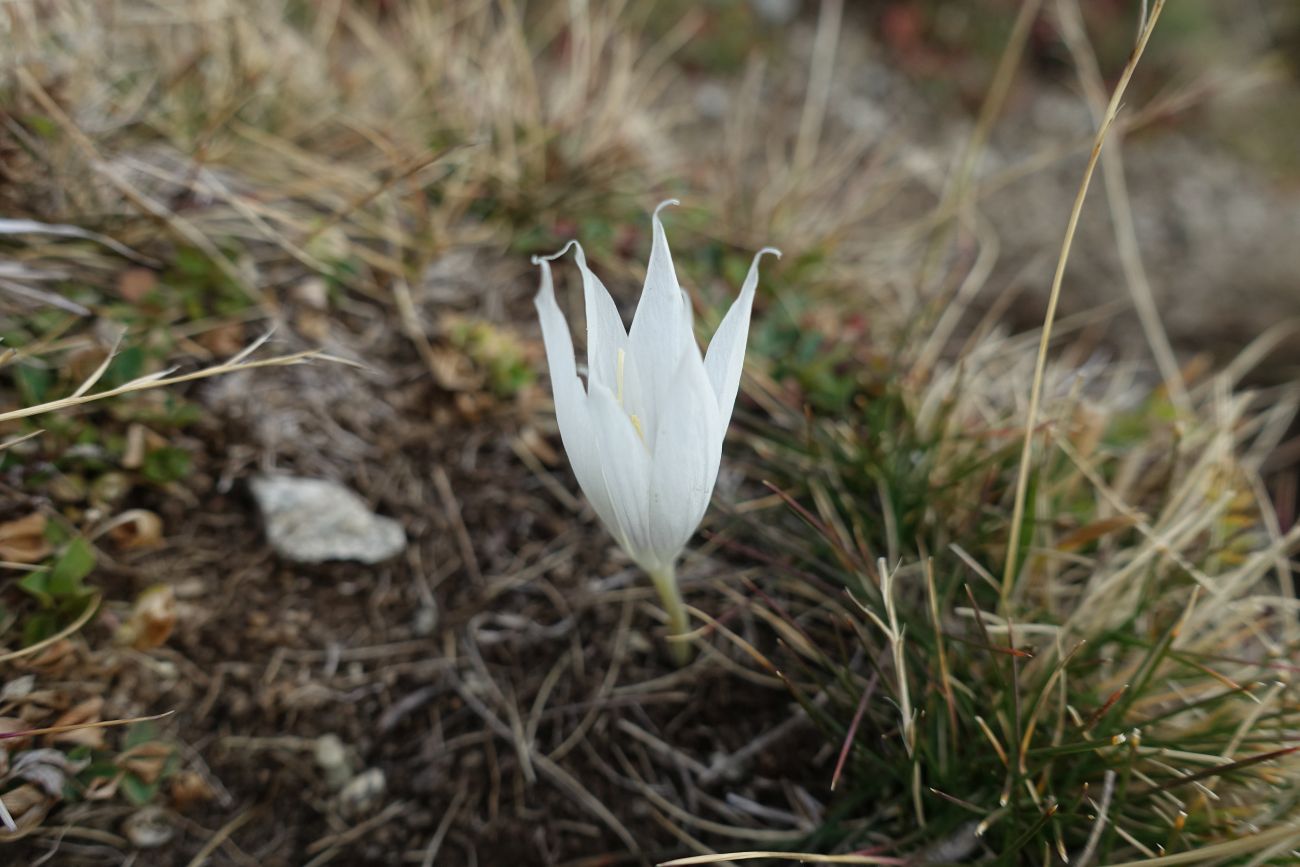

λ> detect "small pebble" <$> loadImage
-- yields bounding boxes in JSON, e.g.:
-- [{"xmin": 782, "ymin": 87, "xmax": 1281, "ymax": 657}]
[
  {"xmin": 413, "ymin": 605, "xmax": 438, "ymax": 637},
  {"xmin": 315, "ymin": 734, "xmax": 352, "ymax": 789},
  {"xmin": 338, "ymin": 768, "xmax": 386, "ymax": 818},
  {"xmin": 123, "ymin": 806, "xmax": 174, "ymax": 849},
  {"xmin": 751, "ymin": 0, "xmax": 800, "ymax": 25}
]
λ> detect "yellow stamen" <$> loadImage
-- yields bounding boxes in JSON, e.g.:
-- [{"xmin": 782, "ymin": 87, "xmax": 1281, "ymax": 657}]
[
  {"xmin": 616, "ymin": 349, "xmax": 626, "ymax": 405},
  {"xmin": 615, "ymin": 349, "xmax": 643, "ymax": 441}
]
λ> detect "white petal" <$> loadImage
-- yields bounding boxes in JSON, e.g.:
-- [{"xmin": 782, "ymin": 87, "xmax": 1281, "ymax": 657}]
[
  {"xmin": 628, "ymin": 200, "xmax": 687, "ymax": 423},
  {"xmin": 647, "ymin": 338, "xmax": 722, "ymax": 567},
  {"xmin": 587, "ymin": 384, "xmax": 656, "ymax": 567},
  {"xmin": 533, "ymin": 252, "xmax": 617, "ymax": 538},
  {"xmin": 703, "ymin": 247, "xmax": 780, "ymax": 439},
  {"xmin": 554, "ymin": 241, "xmax": 650, "ymax": 446},
  {"xmin": 533, "ymin": 245, "xmax": 581, "ymax": 389},
  {"xmin": 570, "ymin": 241, "xmax": 628, "ymax": 394}
]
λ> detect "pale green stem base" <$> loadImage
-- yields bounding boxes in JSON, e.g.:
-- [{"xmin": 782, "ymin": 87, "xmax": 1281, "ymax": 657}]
[{"xmin": 648, "ymin": 563, "xmax": 691, "ymax": 667}]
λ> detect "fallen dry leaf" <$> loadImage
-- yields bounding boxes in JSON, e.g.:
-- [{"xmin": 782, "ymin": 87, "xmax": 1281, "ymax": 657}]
[
  {"xmin": 0, "ymin": 782, "xmax": 51, "ymax": 839},
  {"xmin": 8, "ymin": 748, "xmax": 79, "ymax": 796},
  {"xmin": 0, "ymin": 718, "xmax": 34, "ymax": 752},
  {"xmin": 18, "ymin": 640, "xmax": 78, "ymax": 676},
  {"xmin": 115, "ymin": 584, "xmax": 176, "ymax": 650},
  {"xmin": 84, "ymin": 772, "xmax": 123, "ymax": 801},
  {"xmin": 49, "ymin": 696, "xmax": 105, "ymax": 748},
  {"xmin": 108, "ymin": 509, "xmax": 164, "ymax": 550},
  {"xmin": 0, "ymin": 513, "xmax": 51, "ymax": 564},
  {"xmin": 169, "ymin": 769, "xmax": 216, "ymax": 811},
  {"xmin": 118, "ymin": 741, "xmax": 173, "ymax": 784}
]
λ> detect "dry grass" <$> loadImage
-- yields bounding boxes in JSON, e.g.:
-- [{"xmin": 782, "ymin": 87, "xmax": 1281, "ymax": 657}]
[{"xmin": 715, "ymin": 278, "xmax": 1298, "ymax": 857}]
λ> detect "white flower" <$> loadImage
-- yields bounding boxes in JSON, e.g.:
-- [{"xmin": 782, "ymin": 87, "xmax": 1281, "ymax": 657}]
[{"xmin": 533, "ymin": 200, "xmax": 778, "ymax": 659}]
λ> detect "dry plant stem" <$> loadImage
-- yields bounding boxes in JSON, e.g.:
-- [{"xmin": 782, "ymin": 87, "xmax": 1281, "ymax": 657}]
[
  {"xmin": 792, "ymin": 0, "xmax": 843, "ymax": 174},
  {"xmin": 0, "ymin": 594, "xmax": 100, "ymax": 663},
  {"xmin": 660, "ymin": 852, "xmax": 903, "ymax": 865},
  {"xmin": 649, "ymin": 564, "xmax": 691, "ymax": 667},
  {"xmin": 1000, "ymin": 0, "xmax": 1166, "ymax": 610},
  {"xmin": 0, "ymin": 350, "xmax": 328, "ymax": 423},
  {"xmin": 1054, "ymin": 0, "xmax": 1189, "ymax": 415}
]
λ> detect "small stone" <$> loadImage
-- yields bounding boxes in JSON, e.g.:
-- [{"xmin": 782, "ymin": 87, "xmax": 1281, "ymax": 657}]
[
  {"xmin": 291, "ymin": 277, "xmax": 330, "ymax": 310},
  {"xmin": 315, "ymin": 734, "xmax": 352, "ymax": 789},
  {"xmin": 338, "ymin": 768, "xmax": 385, "ymax": 818},
  {"xmin": 750, "ymin": 0, "xmax": 800, "ymax": 25},
  {"xmin": 123, "ymin": 806, "xmax": 173, "ymax": 849},
  {"xmin": 249, "ymin": 476, "xmax": 405, "ymax": 564},
  {"xmin": 707, "ymin": 750, "xmax": 748, "ymax": 783},
  {"xmin": 413, "ymin": 605, "xmax": 438, "ymax": 637},
  {"xmin": 626, "ymin": 630, "xmax": 652, "ymax": 655}
]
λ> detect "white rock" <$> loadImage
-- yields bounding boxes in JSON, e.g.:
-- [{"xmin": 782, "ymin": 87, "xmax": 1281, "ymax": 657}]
[
  {"xmin": 123, "ymin": 807, "xmax": 174, "ymax": 849},
  {"xmin": 338, "ymin": 767, "xmax": 386, "ymax": 818},
  {"xmin": 750, "ymin": 0, "xmax": 800, "ymax": 25},
  {"xmin": 314, "ymin": 734, "xmax": 353, "ymax": 789},
  {"xmin": 250, "ymin": 476, "xmax": 405, "ymax": 564}
]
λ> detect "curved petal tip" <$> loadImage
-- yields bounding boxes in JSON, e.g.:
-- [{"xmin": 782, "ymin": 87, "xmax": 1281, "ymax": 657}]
[
  {"xmin": 531, "ymin": 239, "xmax": 578, "ymax": 266},
  {"xmin": 744, "ymin": 247, "xmax": 781, "ymax": 278},
  {"xmin": 652, "ymin": 199, "xmax": 681, "ymax": 218}
]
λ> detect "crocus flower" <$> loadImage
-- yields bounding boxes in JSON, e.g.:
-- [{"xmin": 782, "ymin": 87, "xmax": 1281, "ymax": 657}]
[{"xmin": 533, "ymin": 200, "xmax": 778, "ymax": 663}]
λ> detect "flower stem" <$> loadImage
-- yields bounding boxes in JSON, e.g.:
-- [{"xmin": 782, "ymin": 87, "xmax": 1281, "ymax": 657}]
[{"xmin": 648, "ymin": 563, "xmax": 691, "ymax": 667}]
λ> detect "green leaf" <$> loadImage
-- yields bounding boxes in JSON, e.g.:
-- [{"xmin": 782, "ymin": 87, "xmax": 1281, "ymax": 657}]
[
  {"xmin": 120, "ymin": 773, "xmax": 158, "ymax": 807},
  {"xmin": 142, "ymin": 446, "xmax": 191, "ymax": 484},
  {"xmin": 104, "ymin": 346, "xmax": 145, "ymax": 387},
  {"xmin": 21, "ymin": 611, "xmax": 59, "ymax": 646},
  {"xmin": 1011, "ymin": 471, "xmax": 1038, "ymax": 586},
  {"xmin": 18, "ymin": 569, "xmax": 53, "ymax": 607},
  {"xmin": 48, "ymin": 538, "xmax": 96, "ymax": 598},
  {"xmin": 14, "ymin": 363, "xmax": 51, "ymax": 406},
  {"xmin": 174, "ymin": 247, "xmax": 212, "ymax": 278},
  {"xmin": 23, "ymin": 114, "xmax": 60, "ymax": 140},
  {"xmin": 43, "ymin": 520, "xmax": 71, "ymax": 545},
  {"xmin": 124, "ymin": 721, "xmax": 159, "ymax": 749}
]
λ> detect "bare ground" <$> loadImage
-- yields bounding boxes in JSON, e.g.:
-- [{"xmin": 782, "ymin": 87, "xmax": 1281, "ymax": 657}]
[{"xmin": 8, "ymin": 260, "xmax": 829, "ymax": 866}]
